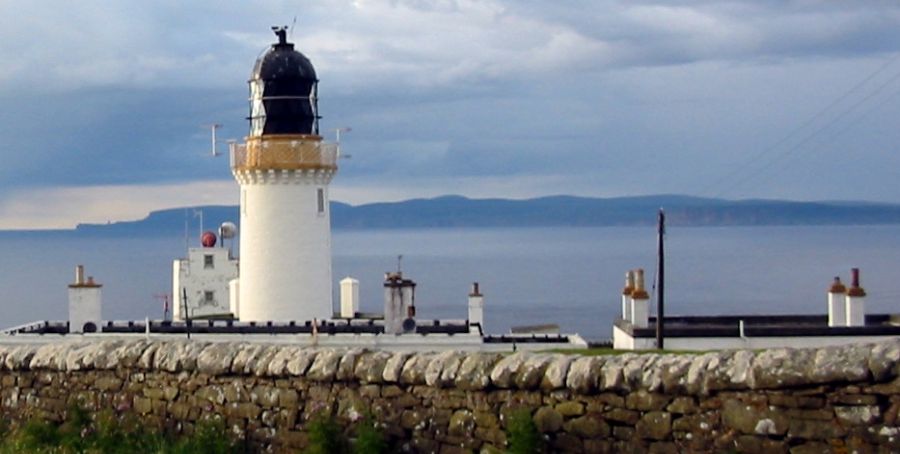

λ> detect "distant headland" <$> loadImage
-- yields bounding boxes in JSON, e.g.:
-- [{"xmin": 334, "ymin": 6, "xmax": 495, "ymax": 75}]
[{"xmin": 5, "ymin": 194, "xmax": 900, "ymax": 236}]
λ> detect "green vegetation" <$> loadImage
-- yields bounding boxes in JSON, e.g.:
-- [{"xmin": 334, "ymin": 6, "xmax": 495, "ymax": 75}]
[
  {"xmin": 352, "ymin": 415, "xmax": 388, "ymax": 454},
  {"xmin": 505, "ymin": 409, "xmax": 544, "ymax": 454},
  {"xmin": 0, "ymin": 406, "xmax": 238, "ymax": 454},
  {"xmin": 304, "ymin": 411, "xmax": 387, "ymax": 454},
  {"xmin": 305, "ymin": 413, "xmax": 349, "ymax": 454}
]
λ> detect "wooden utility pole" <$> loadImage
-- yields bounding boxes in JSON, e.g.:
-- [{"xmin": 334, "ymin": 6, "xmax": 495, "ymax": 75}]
[
  {"xmin": 182, "ymin": 287, "xmax": 191, "ymax": 340},
  {"xmin": 656, "ymin": 209, "xmax": 666, "ymax": 350}
]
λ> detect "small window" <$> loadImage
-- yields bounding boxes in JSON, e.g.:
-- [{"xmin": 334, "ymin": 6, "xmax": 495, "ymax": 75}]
[
  {"xmin": 204, "ymin": 291, "xmax": 215, "ymax": 303},
  {"xmin": 317, "ymin": 188, "xmax": 325, "ymax": 214},
  {"xmin": 204, "ymin": 255, "xmax": 214, "ymax": 269}
]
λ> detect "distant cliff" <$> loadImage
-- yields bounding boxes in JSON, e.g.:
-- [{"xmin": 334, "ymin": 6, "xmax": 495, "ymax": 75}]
[{"xmin": 67, "ymin": 195, "xmax": 900, "ymax": 236}]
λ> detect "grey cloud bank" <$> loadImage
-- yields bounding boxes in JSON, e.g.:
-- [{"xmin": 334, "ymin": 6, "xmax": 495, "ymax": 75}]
[{"xmin": 1, "ymin": 0, "xmax": 899, "ymax": 228}]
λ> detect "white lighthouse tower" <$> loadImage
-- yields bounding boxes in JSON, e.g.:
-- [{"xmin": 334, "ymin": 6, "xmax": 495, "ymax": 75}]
[{"xmin": 230, "ymin": 27, "xmax": 338, "ymax": 322}]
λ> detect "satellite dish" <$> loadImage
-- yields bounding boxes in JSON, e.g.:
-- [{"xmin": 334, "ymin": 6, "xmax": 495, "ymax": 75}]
[{"xmin": 220, "ymin": 222, "xmax": 237, "ymax": 239}]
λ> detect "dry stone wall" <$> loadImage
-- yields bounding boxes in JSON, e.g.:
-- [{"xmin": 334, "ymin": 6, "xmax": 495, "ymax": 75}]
[{"xmin": 1, "ymin": 339, "xmax": 900, "ymax": 453}]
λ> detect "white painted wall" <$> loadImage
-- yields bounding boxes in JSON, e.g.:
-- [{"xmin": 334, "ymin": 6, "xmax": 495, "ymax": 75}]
[
  {"xmin": 468, "ymin": 294, "xmax": 484, "ymax": 328},
  {"xmin": 384, "ymin": 281, "xmax": 415, "ymax": 334},
  {"xmin": 631, "ymin": 296, "xmax": 649, "ymax": 328},
  {"xmin": 229, "ymin": 278, "xmax": 240, "ymax": 318},
  {"xmin": 828, "ymin": 291, "xmax": 846, "ymax": 327},
  {"xmin": 172, "ymin": 247, "xmax": 238, "ymax": 320},
  {"xmin": 340, "ymin": 277, "xmax": 359, "ymax": 318},
  {"xmin": 614, "ymin": 325, "xmax": 897, "ymax": 351},
  {"xmin": 68, "ymin": 287, "xmax": 101, "ymax": 333},
  {"xmin": 236, "ymin": 170, "xmax": 334, "ymax": 322},
  {"xmin": 846, "ymin": 295, "xmax": 866, "ymax": 327}
]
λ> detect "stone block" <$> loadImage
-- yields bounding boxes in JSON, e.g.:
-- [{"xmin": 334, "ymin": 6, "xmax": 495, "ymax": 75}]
[
  {"xmin": 555, "ymin": 401, "xmax": 584, "ymax": 417},
  {"xmin": 566, "ymin": 356, "xmax": 603, "ymax": 394},
  {"xmin": 382, "ymin": 352, "xmax": 411, "ymax": 383},
  {"xmin": 540, "ymin": 355, "xmax": 573, "ymax": 391},
  {"xmin": 134, "ymin": 396, "xmax": 152, "ymax": 414},
  {"xmin": 635, "ymin": 411, "xmax": 671, "ymax": 441},
  {"xmin": 722, "ymin": 399, "xmax": 787, "ymax": 435},
  {"xmin": 788, "ymin": 419, "xmax": 846, "ymax": 440},
  {"xmin": 831, "ymin": 394, "xmax": 878, "ymax": 406},
  {"xmin": 533, "ymin": 406, "xmax": 563, "ymax": 433},
  {"xmin": 307, "ymin": 350, "xmax": 342, "ymax": 382},
  {"xmin": 565, "ymin": 413, "xmax": 610, "ymax": 439},
  {"xmin": 515, "ymin": 354, "xmax": 554, "ymax": 390},
  {"xmin": 400, "ymin": 353, "xmax": 434, "ymax": 385},
  {"xmin": 734, "ymin": 435, "xmax": 789, "ymax": 454},
  {"xmin": 382, "ymin": 385, "xmax": 403, "ymax": 398},
  {"xmin": 584, "ymin": 439, "xmax": 611, "ymax": 453},
  {"xmin": 227, "ymin": 402, "xmax": 262, "ymax": 420},
  {"xmin": 648, "ymin": 441, "xmax": 679, "ymax": 454},
  {"xmin": 196, "ymin": 342, "xmax": 236, "ymax": 375},
  {"xmin": 489, "ymin": 352, "xmax": 527, "ymax": 389},
  {"xmin": 789, "ymin": 442, "xmax": 832, "ymax": 454},
  {"xmin": 285, "ymin": 349, "xmax": 318, "ymax": 376},
  {"xmin": 834, "ymin": 405, "xmax": 880, "ymax": 426},
  {"xmin": 627, "ymin": 390, "xmax": 672, "ymax": 411},
  {"xmin": 278, "ymin": 389, "xmax": 299, "ymax": 408},
  {"xmin": 401, "ymin": 409, "xmax": 427, "ymax": 430},
  {"xmin": 474, "ymin": 411, "xmax": 498, "ymax": 429},
  {"xmin": 666, "ymin": 396, "xmax": 697, "ymax": 414},
  {"xmin": 448, "ymin": 409, "xmax": 475, "ymax": 437},
  {"xmin": 354, "ymin": 351, "xmax": 392, "ymax": 384},
  {"xmin": 336, "ymin": 349, "xmax": 364, "ymax": 381},
  {"xmin": 552, "ymin": 432, "xmax": 583, "ymax": 453},
  {"xmin": 605, "ymin": 408, "xmax": 640, "ymax": 425},
  {"xmin": 784, "ymin": 408, "xmax": 834, "ymax": 421}
]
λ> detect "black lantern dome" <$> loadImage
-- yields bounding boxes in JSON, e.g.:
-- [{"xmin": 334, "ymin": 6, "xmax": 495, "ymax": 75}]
[{"xmin": 248, "ymin": 27, "xmax": 319, "ymax": 136}]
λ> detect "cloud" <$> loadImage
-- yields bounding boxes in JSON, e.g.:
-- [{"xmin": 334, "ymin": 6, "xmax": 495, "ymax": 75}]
[
  {"xmin": 2, "ymin": 0, "xmax": 900, "ymax": 228},
  {"xmin": 0, "ymin": 180, "xmax": 237, "ymax": 230}
]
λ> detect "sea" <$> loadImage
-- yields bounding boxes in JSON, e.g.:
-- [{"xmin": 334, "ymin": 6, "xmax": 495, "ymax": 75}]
[{"xmin": 0, "ymin": 225, "xmax": 898, "ymax": 342}]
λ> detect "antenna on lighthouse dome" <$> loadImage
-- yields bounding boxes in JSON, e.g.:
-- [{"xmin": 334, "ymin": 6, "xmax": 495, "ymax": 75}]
[
  {"xmin": 333, "ymin": 127, "xmax": 353, "ymax": 159},
  {"xmin": 272, "ymin": 25, "xmax": 288, "ymax": 45},
  {"xmin": 203, "ymin": 123, "xmax": 223, "ymax": 157}
]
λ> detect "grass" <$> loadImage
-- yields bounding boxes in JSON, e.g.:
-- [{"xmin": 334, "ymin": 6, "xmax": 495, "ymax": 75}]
[{"xmin": 0, "ymin": 406, "xmax": 239, "ymax": 454}]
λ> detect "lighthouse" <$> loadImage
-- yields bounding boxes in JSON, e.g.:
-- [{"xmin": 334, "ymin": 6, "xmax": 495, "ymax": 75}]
[{"xmin": 230, "ymin": 27, "xmax": 338, "ymax": 322}]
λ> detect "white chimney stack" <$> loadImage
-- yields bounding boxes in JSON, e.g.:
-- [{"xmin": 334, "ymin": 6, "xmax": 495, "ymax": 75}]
[
  {"xmin": 622, "ymin": 270, "xmax": 635, "ymax": 321},
  {"xmin": 68, "ymin": 265, "xmax": 102, "ymax": 334},
  {"xmin": 383, "ymin": 272, "xmax": 416, "ymax": 334},
  {"xmin": 630, "ymin": 268, "xmax": 649, "ymax": 328},
  {"xmin": 827, "ymin": 276, "xmax": 846, "ymax": 327},
  {"xmin": 468, "ymin": 282, "xmax": 484, "ymax": 329},
  {"xmin": 340, "ymin": 277, "xmax": 360, "ymax": 318},
  {"xmin": 845, "ymin": 268, "xmax": 866, "ymax": 327}
]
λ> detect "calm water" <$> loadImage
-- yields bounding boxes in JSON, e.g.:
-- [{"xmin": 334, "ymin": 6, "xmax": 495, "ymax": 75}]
[{"xmin": 1, "ymin": 226, "xmax": 898, "ymax": 341}]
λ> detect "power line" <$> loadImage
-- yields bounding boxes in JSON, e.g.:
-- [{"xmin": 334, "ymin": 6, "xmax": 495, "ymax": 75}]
[
  {"xmin": 698, "ymin": 52, "xmax": 900, "ymax": 198},
  {"xmin": 776, "ymin": 84, "xmax": 900, "ymax": 175},
  {"xmin": 714, "ymin": 66, "xmax": 900, "ymax": 197}
]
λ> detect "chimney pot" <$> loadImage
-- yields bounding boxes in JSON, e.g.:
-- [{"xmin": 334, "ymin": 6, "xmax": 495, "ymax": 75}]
[{"xmin": 75, "ymin": 265, "xmax": 85, "ymax": 285}]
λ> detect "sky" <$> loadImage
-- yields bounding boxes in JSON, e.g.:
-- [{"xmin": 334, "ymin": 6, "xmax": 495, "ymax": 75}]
[{"xmin": 1, "ymin": 0, "xmax": 900, "ymax": 229}]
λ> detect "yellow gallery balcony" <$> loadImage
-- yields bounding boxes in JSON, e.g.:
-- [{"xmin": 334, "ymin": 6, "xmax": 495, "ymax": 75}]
[{"xmin": 230, "ymin": 135, "xmax": 338, "ymax": 171}]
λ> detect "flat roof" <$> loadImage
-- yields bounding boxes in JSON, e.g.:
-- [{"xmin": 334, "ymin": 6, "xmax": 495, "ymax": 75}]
[
  {"xmin": 4, "ymin": 319, "xmax": 469, "ymax": 336},
  {"xmin": 617, "ymin": 313, "xmax": 900, "ymax": 338},
  {"xmin": 3, "ymin": 319, "xmax": 574, "ymax": 345}
]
